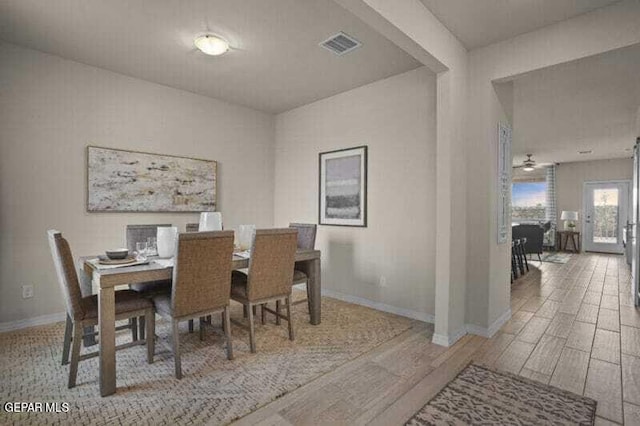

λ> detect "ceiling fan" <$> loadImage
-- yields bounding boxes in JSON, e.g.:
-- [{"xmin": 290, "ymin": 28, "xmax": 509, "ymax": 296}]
[{"xmin": 512, "ymin": 154, "xmax": 549, "ymax": 171}]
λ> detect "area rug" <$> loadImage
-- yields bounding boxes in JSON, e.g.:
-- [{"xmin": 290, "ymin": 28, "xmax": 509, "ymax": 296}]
[
  {"xmin": 0, "ymin": 292, "xmax": 412, "ymax": 425},
  {"xmin": 539, "ymin": 252, "xmax": 572, "ymax": 264},
  {"xmin": 406, "ymin": 364, "xmax": 596, "ymax": 425}
]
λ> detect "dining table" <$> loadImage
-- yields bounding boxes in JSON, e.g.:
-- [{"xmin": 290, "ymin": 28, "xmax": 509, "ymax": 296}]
[{"xmin": 82, "ymin": 249, "xmax": 321, "ymax": 397}]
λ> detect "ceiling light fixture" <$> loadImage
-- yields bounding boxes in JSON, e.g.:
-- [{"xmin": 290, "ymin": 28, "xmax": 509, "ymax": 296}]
[
  {"xmin": 194, "ymin": 34, "xmax": 229, "ymax": 56},
  {"xmin": 578, "ymin": 150, "xmax": 592, "ymax": 154}
]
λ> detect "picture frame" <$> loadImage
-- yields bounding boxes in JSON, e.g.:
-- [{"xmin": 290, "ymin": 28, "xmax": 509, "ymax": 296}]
[
  {"xmin": 87, "ymin": 146, "xmax": 217, "ymax": 212},
  {"xmin": 318, "ymin": 146, "xmax": 367, "ymax": 227}
]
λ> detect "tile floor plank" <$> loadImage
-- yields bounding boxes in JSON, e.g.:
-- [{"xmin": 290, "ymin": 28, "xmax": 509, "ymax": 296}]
[
  {"xmin": 584, "ymin": 359, "xmax": 623, "ymax": 424},
  {"xmin": 549, "ymin": 347, "xmax": 590, "ymax": 395}
]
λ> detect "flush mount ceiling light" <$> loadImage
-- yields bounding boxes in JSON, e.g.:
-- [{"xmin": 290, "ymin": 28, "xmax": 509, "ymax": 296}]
[{"xmin": 194, "ymin": 34, "xmax": 229, "ymax": 56}]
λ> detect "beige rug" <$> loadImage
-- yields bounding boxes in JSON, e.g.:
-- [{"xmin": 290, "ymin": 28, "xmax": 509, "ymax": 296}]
[
  {"xmin": 0, "ymin": 292, "xmax": 412, "ymax": 425},
  {"xmin": 407, "ymin": 364, "xmax": 597, "ymax": 425}
]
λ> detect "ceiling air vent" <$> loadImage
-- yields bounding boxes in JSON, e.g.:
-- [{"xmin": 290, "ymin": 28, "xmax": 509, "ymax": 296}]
[{"xmin": 320, "ymin": 32, "xmax": 361, "ymax": 56}]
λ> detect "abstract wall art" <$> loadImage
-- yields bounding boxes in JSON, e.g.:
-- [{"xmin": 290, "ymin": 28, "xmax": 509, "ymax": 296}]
[
  {"xmin": 319, "ymin": 146, "xmax": 367, "ymax": 227},
  {"xmin": 87, "ymin": 146, "xmax": 216, "ymax": 212}
]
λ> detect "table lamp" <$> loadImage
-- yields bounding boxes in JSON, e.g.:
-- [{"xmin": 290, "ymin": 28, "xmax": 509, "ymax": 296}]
[{"xmin": 560, "ymin": 211, "xmax": 578, "ymax": 231}]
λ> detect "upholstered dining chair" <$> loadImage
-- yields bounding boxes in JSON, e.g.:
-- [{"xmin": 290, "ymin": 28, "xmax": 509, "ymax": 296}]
[
  {"xmin": 126, "ymin": 224, "xmax": 173, "ymax": 295},
  {"xmin": 231, "ymin": 228, "xmax": 298, "ymax": 353},
  {"xmin": 125, "ymin": 224, "xmax": 173, "ymax": 338},
  {"xmin": 151, "ymin": 231, "xmax": 235, "ymax": 379},
  {"xmin": 271, "ymin": 223, "xmax": 317, "ymax": 323},
  {"xmin": 47, "ymin": 230, "xmax": 155, "ymax": 388}
]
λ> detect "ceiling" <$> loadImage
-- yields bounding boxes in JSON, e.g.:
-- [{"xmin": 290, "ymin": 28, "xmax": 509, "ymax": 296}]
[
  {"xmin": 419, "ymin": 0, "xmax": 621, "ymax": 50},
  {"xmin": 512, "ymin": 43, "xmax": 640, "ymax": 166},
  {"xmin": 0, "ymin": 0, "xmax": 422, "ymax": 113}
]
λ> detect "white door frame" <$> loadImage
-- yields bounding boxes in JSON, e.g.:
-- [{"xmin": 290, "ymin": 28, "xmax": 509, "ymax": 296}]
[{"xmin": 582, "ymin": 180, "xmax": 631, "ymax": 254}]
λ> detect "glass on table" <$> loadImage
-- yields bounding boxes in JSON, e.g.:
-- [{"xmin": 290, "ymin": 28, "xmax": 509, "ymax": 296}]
[
  {"xmin": 135, "ymin": 241, "xmax": 148, "ymax": 262},
  {"xmin": 146, "ymin": 237, "xmax": 157, "ymax": 256}
]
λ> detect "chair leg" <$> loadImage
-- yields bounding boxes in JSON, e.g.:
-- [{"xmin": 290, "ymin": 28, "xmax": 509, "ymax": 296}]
[
  {"xmin": 62, "ymin": 314, "xmax": 73, "ymax": 366},
  {"xmin": 247, "ymin": 303, "xmax": 256, "ymax": 353},
  {"xmin": 146, "ymin": 310, "xmax": 155, "ymax": 364},
  {"xmin": 538, "ymin": 253, "xmax": 542, "ymax": 262},
  {"xmin": 286, "ymin": 297, "xmax": 294, "ymax": 341},
  {"xmin": 199, "ymin": 317, "xmax": 205, "ymax": 341},
  {"xmin": 221, "ymin": 312, "xmax": 226, "ymax": 333},
  {"xmin": 68, "ymin": 323, "xmax": 83, "ymax": 388},
  {"xmin": 188, "ymin": 319, "xmax": 194, "ymax": 333},
  {"xmin": 261, "ymin": 304, "xmax": 266, "ymax": 325},
  {"xmin": 275, "ymin": 300, "xmax": 281, "ymax": 325},
  {"xmin": 131, "ymin": 317, "xmax": 138, "ymax": 341},
  {"xmin": 243, "ymin": 305, "xmax": 248, "ymax": 318},
  {"xmin": 224, "ymin": 306, "xmax": 233, "ymax": 360},
  {"xmin": 172, "ymin": 320, "xmax": 182, "ymax": 379},
  {"xmin": 139, "ymin": 316, "xmax": 146, "ymax": 341}
]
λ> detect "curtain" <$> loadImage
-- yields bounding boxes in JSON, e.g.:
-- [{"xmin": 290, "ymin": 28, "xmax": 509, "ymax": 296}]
[{"xmin": 545, "ymin": 165, "xmax": 557, "ymax": 247}]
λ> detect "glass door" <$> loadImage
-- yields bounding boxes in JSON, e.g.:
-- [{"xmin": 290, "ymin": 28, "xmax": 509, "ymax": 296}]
[{"xmin": 583, "ymin": 181, "xmax": 630, "ymax": 254}]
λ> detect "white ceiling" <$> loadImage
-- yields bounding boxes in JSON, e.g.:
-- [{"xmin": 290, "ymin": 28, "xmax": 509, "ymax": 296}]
[
  {"xmin": 0, "ymin": 0, "xmax": 422, "ymax": 113},
  {"xmin": 512, "ymin": 43, "xmax": 640, "ymax": 166},
  {"xmin": 419, "ymin": 0, "xmax": 621, "ymax": 50}
]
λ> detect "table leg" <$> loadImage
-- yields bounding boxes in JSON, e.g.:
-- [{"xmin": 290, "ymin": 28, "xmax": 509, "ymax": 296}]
[
  {"xmin": 98, "ymin": 278, "xmax": 116, "ymax": 396},
  {"xmin": 308, "ymin": 258, "xmax": 321, "ymax": 325}
]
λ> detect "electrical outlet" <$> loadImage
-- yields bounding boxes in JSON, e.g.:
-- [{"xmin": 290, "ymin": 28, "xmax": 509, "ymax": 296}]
[
  {"xmin": 22, "ymin": 284, "xmax": 34, "ymax": 299},
  {"xmin": 379, "ymin": 276, "xmax": 387, "ymax": 287}
]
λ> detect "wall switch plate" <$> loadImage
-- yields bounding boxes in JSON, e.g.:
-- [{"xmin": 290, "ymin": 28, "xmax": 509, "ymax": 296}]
[{"xmin": 22, "ymin": 284, "xmax": 34, "ymax": 299}]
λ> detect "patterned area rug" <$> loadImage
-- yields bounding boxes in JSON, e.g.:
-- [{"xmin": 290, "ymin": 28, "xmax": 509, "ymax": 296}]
[
  {"xmin": 407, "ymin": 364, "xmax": 597, "ymax": 425},
  {"xmin": 0, "ymin": 292, "xmax": 412, "ymax": 425},
  {"xmin": 539, "ymin": 252, "xmax": 572, "ymax": 264}
]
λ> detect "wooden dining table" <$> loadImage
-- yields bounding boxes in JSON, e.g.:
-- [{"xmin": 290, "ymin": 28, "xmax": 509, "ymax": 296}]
[{"xmin": 82, "ymin": 249, "xmax": 321, "ymax": 397}]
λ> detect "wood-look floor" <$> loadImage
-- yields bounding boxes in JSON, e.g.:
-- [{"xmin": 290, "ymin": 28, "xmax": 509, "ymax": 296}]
[{"xmin": 233, "ymin": 253, "xmax": 640, "ymax": 425}]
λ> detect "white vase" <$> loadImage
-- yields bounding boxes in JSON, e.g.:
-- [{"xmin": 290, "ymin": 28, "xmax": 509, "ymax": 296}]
[
  {"xmin": 199, "ymin": 212, "xmax": 223, "ymax": 231},
  {"xmin": 157, "ymin": 226, "xmax": 178, "ymax": 258},
  {"xmin": 238, "ymin": 224, "xmax": 256, "ymax": 251}
]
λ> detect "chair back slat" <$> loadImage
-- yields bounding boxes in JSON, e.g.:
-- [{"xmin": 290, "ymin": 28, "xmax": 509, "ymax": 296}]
[
  {"xmin": 171, "ymin": 231, "xmax": 234, "ymax": 318},
  {"xmin": 185, "ymin": 223, "xmax": 199, "ymax": 233},
  {"xmin": 289, "ymin": 223, "xmax": 317, "ymax": 250},
  {"xmin": 126, "ymin": 224, "xmax": 171, "ymax": 253},
  {"xmin": 247, "ymin": 229, "xmax": 297, "ymax": 300},
  {"xmin": 47, "ymin": 230, "xmax": 85, "ymax": 320}
]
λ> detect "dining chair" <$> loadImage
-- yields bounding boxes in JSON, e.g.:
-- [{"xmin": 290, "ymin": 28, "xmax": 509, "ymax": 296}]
[
  {"xmin": 268, "ymin": 224, "xmax": 317, "ymax": 324},
  {"xmin": 126, "ymin": 223, "xmax": 173, "ymax": 295},
  {"xmin": 47, "ymin": 230, "xmax": 155, "ymax": 389},
  {"xmin": 185, "ymin": 223, "xmax": 199, "ymax": 233},
  {"xmin": 231, "ymin": 228, "xmax": 298, "ymax": 353},
  {"xmin": 151, "ymin": 231, "xmax": 235, "ymax": 379},
  {"xmin": 199, "ymin": 211, "xmax": 223, "ymax": 231},
  {"xmin": 126, "ymin": 224, "xmax": 173, "ymax": 338}
]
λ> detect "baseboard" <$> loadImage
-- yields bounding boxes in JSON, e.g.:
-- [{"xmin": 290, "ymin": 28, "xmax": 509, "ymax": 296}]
[
  {"xmin": 321, "ymin": 288, "xmax": 435, "ymax": 323},
  {"xmin": 432, "ymin": 327, "xmax": 467, "ymax": 347},
  {"xmin": 0, "ymin": 311, "xmax": 67, "ymax": 333},
  {"xmin": 465, "ymin": 308, "xmax": 512, "ymax": 338}
]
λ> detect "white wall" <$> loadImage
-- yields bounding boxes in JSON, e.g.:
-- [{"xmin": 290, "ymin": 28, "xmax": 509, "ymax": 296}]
[
  {"xmin": 0, "ymin": 42, "xmax": 275, "ymax": 325},
  {"xmin": 336, "ymin": 0, "xmax": 470, "ymax": 344},
  {"xmin": 556, "ymin": 158, "xmax": 633, "ymax": 230},
  {"xmin": 273, "ymin": 67, "xmax": 438, "ymax": 321},
  {"xmin": 465, "ymin": 0, "xmax": 640, "ymax": 331}
]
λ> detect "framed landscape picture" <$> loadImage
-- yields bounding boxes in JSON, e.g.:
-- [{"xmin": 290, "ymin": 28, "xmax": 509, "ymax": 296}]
[
  {"xmin": 87, "ymin": 146, "xmax": 216, "ymax": 212},
  {"xmin": 319, "ymin": 146, "xmax": 367, "ymax": 227}
]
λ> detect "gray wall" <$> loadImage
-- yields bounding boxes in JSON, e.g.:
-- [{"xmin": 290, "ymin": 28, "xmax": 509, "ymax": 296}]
[
  {"xmin": 274, "ymin": 67, "xmax": 438, "ymax": 320},
  {"xmin": 0, "ymin": 42, "xmax": 276, "ymax": 324}
]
